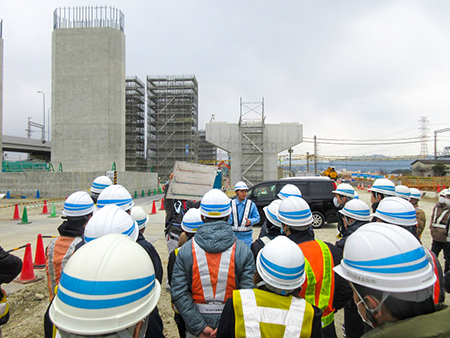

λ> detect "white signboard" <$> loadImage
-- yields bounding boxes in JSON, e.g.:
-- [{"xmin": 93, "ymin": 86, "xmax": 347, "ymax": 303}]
[{"xmin": 166, "ymin": 161, "xmax": 217, "ymax": 201}]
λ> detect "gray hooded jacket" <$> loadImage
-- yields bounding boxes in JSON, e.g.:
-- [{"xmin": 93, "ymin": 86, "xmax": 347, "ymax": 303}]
[{"xmin": 171, "ymin": 220, "xmax": 255, "ymax": 336}]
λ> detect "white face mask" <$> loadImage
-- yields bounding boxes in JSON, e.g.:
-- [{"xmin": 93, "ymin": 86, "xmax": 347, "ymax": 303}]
[
  {"xmin": 439, "ymin": 197, "xmax": 446, "ymax": 204},
  {"xmin": 446, "ymin": 198, "xmax": 450, "ymax": 207},
  {"xmin": 333, "ymin": 197, "xmax": 342, "ymax": 208}
]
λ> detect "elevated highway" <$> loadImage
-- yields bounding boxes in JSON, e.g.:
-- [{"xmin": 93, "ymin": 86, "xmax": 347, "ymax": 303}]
[{"xmin": 2, "ymin": 135, "xmax": 51, "ymax": 160}]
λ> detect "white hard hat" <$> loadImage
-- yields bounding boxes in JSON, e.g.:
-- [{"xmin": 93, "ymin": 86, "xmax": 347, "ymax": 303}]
[
  {"xmin": 338, "ymin": 199, "xmax": 371, "ymax": 222},
  {"xmin": 131, "ymin": 206, "xmax": 149, "ymax": 230},
  {"xmin": 181, "ymin": 208, "xmax": 203, "ymax": 233},
  {"xmin": 409, "ymin": 188, "xmax": 422, "ymax": 200},
  {"xmin": 84, "ymin": 204, "xmax": 139, "ymax": 243},
  {"xmin": 263, "ymin": 199, "xmax": 283, "ymax": 228},
  {"xmin": 90, "ymin": 175, "xmax": 113, "ymax": 194},
  {"xmin": 371, "ymin": 197, "xmax": 417, "ymax": 227},
  {"xmin": 278, "ymin": 184, "xmax": 302, "ymax": 200},
  {"xmin": 200, "ymin": 189, "xmax": 231, "ymax": 218},
  {"xmin": 277, "ymin": 196, "xmax": 312, "ymax": 229},
  {"xmin": 334, "ymin": 223, "xmax": 435, "ymax": 300},
  {"xmin": 62, "ymin": 191, "xmax": 95, "ymax": 217},
  {"xmin": 395, "ymin": 185, "xmax": 411, "ymax": 200},
  {"xmin": 234, "ymin": 181, "xmax": 248, "ymax": 191},
  {"xmin": 445, "ymin": 189, "xmax": 450, "ymax": 197},
  {"xmin": 50, "ymin": 233, "xmax": 161, "ymax": 335},
  {"xmin": 332, "ymin": 183, "xmax": 355, "ymax": 198},
  {"xmin": 97, "ymin": 184, "xmax": 135, "ymax": 211},
  {"xmin": 256, "ymin": 236, "xmax": 305, "ymax": 293},
  {"xmin": 368, "ymin": 178, "xmax": 396, "ymax": 196},
  {"xmin": 439, "ymin": 188, "xmax": 448, "ymax": 197},
  {"xmin": 353, "ymin": 191, "xmax": 359, "ymax": 199}
]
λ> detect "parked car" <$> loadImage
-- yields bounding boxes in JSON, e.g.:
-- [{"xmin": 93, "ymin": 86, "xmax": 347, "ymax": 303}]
[{"xmin": 247, "ymin": 177, "xmax": 339, "ymax": 228}]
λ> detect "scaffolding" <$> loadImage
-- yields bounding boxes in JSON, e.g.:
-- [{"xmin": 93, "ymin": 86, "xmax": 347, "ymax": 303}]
[
  {"xmin": 125, "ymin": 76, "xmax": 147, "ymax": 172},
  {"xmin": 198, "ymin": 129, "xmax": 217, "ymax": 163},
  {"xmin": 147, "ymin": 75, "xmax": 198, "ymax": 179}
]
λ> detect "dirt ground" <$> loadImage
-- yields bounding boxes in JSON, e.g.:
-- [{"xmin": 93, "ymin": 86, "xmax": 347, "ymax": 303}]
[{"xmin": 0, "ymin": 189, "xmax": 447, "ymax": 337}]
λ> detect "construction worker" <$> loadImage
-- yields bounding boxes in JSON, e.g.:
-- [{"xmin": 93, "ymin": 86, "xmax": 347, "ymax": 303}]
[
  {"xmin": 171, "ymin": 189, "xmax": 255, "ymax": 338},
  {"xmin": 395, "ymin": 184, "xmax": 411, "ymax": 200},
  {"xmin": 89, "ymin": 175, "xmax": 112, "ymax": 204},
  {"xmin": 96, "ymin": 184, "xmax": 135, "ymax": 213},
  {"xmin": 251, "ymin": 199, "xmax": 282, "ymax": 259},
  {"xmin": 371, "ymin": 197, "xmax": 445, "ymax": 304},
  {"xmin": 168, "ymin": 208, "xmax": 204, "ymax": 338},
  {"xmin": 278, "ymin": 184, "xmax": 302, "ymax": 200},
  {"xmin": 430, "ymin": 189, "xmax": 449, "ymax": 271},
  {"xmin": 335, "ymin": 199, "xmax": 371, "ymax": 338},
  {"xmin": 410, "ymin": 188, "xmax": 426, "ymax": 240},
  {"xmin": 215, "ymin": 236, "xmax": 323, "ymax": 337},
  {"xmin": 0, "ymin": 245, "xmax": 22, "ymax": 336},
  {"xmin": 334, "ymin": 223, "xmax": 450, "ymax": 337},
  {"xmin": 49, "ymin": 233, "xmax": 161, "ymax": 338},
  {"xmin": 332, "ymin": 183, "xmax": 355, "ymax": 237},
  {"xmin": 228, "ymin": 181, "xmax": 260, "ymax": 248},
  {"xmin": 367, "ymin": 178, "xmax": 396, "ymax": 218},
  {"xmin": 45, "ymin": 191, "xmax": 95, "ymax": 300},
  {"xmin": 277, "ymin": 196, "xmax": 352, "ymax": 337}
]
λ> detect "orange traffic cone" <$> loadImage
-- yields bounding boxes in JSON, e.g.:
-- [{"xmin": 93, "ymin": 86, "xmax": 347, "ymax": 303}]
[
  {"xmin": 443, "ymin": 185, "xmax": 447, "ymax": 190},
  {"xmin": 12, "ymin": 204, "xmax": 20, "ymax": 220},
  {"xmin": 151, "ymin": 200, "xmax": 157, "ymax": 214},
  {"xmin": 41, "ymin": 200, "xmax": 48, "ymax": 214},
  {"xmin": 160, "ymin": 198, "xmax": 165, "ymax": 210},
  {"xmin": 33, "ymin": 234, "xmax": 46, "ymax": 269},
  {"xmin": 15, "ymin": 243, "xmax": 41, "ymax": 284}
]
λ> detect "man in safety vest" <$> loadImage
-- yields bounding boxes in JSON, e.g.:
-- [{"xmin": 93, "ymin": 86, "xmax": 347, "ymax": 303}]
[
  {"xmin": 430, "ymin": 189, "xmax": 449, "ymax": 272},
  {"xmin": 216, "ymin": 235, "xmax": 323, "ymax": 337},
  {"xmin": 171, "ymin": 189, "xmax": 255, "ymax": 338},
  {"xmin": 228, "ymin": 181, "xmax": 260, "ymax": 248},
  {"xmin": 251, "ymin": 199, "xmax": 282, "ymax": 259},
  {"xmin": 278, "ymin": 196, "xmax": 352, "ymax": 338},
  {"xmin": 410, "ymin": 188, "xmax": 426, "ymax": 240},
  {"xmin": 332, "ymin": 183, "xmax": 355, "ymax": 237}
]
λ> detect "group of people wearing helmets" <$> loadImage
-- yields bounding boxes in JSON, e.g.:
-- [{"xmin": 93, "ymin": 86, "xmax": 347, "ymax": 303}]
[{"xmin": 21, "ymin": 172, "xmax": 450, "ymax": 338}]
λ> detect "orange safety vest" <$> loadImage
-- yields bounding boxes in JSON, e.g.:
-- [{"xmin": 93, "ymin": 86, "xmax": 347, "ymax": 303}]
[
  {"xmin": 46, "ymin": 236, "xmax": 83, "ymax": 301},
  {"xmin": 298, "ymin": 239, "xmax": 335, "ymax": 328},
  {"xmin": 191, "ymin": 239, "xmax": 236, "ymax": 314}
]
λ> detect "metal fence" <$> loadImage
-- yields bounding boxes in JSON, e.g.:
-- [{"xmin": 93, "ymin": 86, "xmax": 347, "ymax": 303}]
[{"xmin": 53, "ymin": 6, "xmax": 124, "ymax": 33}]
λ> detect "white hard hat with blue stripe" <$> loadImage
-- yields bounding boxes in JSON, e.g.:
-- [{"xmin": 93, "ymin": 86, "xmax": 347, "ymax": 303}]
[
  {"xmin": 371, "ymin": 197, "xmax": 417, "ymax": 226},
  {"xmin": 332, "ymin": 183, "xmax": 355, "ymax": 198},
  {"xmin": 277, "ymin": 196, "xmax": 312, "ymax": 229},
  {"xmin": 234, "ymin": 181, "xmax": 248, "ymax": 191},
  {"xmin": 97, "ymin": 185, "xmax": 135, "ymax": 211},
  {"xmin": 181, "ymin": 208, "xmax": 203, "ymax": 233},
  {"xmin": 277, "ymin": 184, "xmax": 302, "ymax": 200},
  {"xmin": 368, "ymin": 178, "xmax": 396, "ymax": 196},
  {"xmin": 131, "ymin": 206, "xmax": 149, "ymax": 230},
  {"xmin": 338, "ymin": 199, "xmax": 371, "ymax": 221},
  {"xmin": 200, "ymin": 189, "xmax": 231, "ymax": 218},
  {"xmin": 62, "ymin": 191, "xmax": 95, "ymax": 217},
  {"xmin": 263, "ymin": 199, "xmax": 282, "ymax": 228},
  {"xmin": 334, "ymin": 223, "xmax": 435, "ymax": 300},
  {"xmin": 90, "ymin": 175, "xmax": 113, "ymax": 194},
  {"xmin": 395, "ymin": 185, "xmax": 411, "ymax": 200},
  {"xmin": 84, "ymin": 204, "xmax": 139, "ymax": 242},
  {"xmin": 49, "ymin": 233, "xmax": 161, "ymax": 335},
  {"xmin": 256, "ymin": 236, "xmax": 306, "ymax": 294},
  {"xmin": 409, "ymin": 188, "xmax": 422, "ymax": 200}
]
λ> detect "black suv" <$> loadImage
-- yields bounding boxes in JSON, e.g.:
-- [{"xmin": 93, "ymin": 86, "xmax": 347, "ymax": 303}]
[{"xmin": 247, "ymin": 177, "xmax": 339, "ymax": 228}]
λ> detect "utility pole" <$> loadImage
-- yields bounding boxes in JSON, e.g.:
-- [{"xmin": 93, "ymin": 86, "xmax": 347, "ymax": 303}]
[
  {"xmin": 288, "ymin": 148, "xmax": 293, "ymax": 177},
  {"xmin": 306, "ymin": 152, "xmax": 310, "ymax": 173}
]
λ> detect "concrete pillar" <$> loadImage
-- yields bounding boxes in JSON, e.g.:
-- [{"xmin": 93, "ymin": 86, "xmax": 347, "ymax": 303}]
[
  {"xmin": 51, "ymin": 8, "xmax": 126, "ymax": 172},
  {"xmin": 206, "ymin": 122, "xmax": 302, "ymax": 186}
]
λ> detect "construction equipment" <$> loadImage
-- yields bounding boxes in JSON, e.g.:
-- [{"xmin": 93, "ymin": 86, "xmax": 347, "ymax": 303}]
[{"xmin": 322, "ymin": 167, "xmax": 338, "ymax": 180}]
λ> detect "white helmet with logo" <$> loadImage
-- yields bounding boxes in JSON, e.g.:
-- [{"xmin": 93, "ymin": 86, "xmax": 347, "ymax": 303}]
[
  {"xmin": 84, "ymin": 204, "xmax": 139, "ymax": 243},
  {"xmin": 62, "ymin": 191, "xmax": 95, "ymax": 217},
  {"xmin": 256, "ymin": 236, "xmax": 305, "ymax": 294},
  {"xmin": 332, "ymin": 183, "xmax": 355, "ymax": 198},
  {"xmin": 200, "ymin": 189, "xmax": 231, "ymax": 218},
  {"xmin": 334, "ymin": 223, "xmax": 435, "ymax": 301},
  {"xmin": 371, "ymin": 197, "xmax": 417, "ymax": 227},
  {"xmin": 97, "ymin": 185, "xmax": 135, "ymax": 211},
  {"xmin": 263, "ymin": 199, "xmax": 282, "ymax": 228},
  {"xmin": 278, "ymin": 184, "xmax": 302, "ymax": 200},
  {"xmin": 131, "ymin": 206, "xmax": 149, "ymax": 230},
  {"xmin": 181, "ymin": 208, "xmax": 203, "ymax": 233},
  {"xmin": 50, "ymin": 233, "xmax": 161, "ymax": 336},
  {"xmin": 90, "ymin": 176, "xmax": 113, "ymax": 194},
  {"xmin": 338, "ymin": 199, "xmax": 371, "ymax": 222},
  {"xmin": 395, "ymin": 185, "xmax": 411, "ymax": 200},
  {"xmin": 277, "ymin": 196, "xmax": 312, "ymax": 229},
  {"xmin": 368, "ymin": 178, "xmax": 396, "ymax": 196},
  {"xmin": 234, "ymin": 181, "xmax": 248, "ymax": 191},
  {"xmin": 409, "ymin": 188, "xmax": 422, "ymax": 201}
]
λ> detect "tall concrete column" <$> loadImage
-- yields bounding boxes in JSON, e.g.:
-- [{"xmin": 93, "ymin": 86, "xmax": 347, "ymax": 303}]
[
  {"xmin": 51, "ymin": 7, "xmax": 126, "ymax": 172},
  {"xmin": 206, "ymin": 122, "xmax": 302, "ymax": 186}
]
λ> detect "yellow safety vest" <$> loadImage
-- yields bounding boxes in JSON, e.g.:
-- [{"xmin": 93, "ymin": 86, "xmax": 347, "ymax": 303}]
[
  {"xmin": 233, "ymin": 289, "xmax": 315, "ymax": 338},
  {"xmin": 0, "ymin": 288, "xmax": 9, "ymax": 324}
]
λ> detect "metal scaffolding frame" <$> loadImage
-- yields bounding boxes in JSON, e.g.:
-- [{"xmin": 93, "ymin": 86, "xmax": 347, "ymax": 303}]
[
  {"xmin": 198, "ymin": 129, "xmax": 217, "ymax": 163},
  {"xmin": 125, "ymin": 76, "xmax": 147, "ymax": 172},
  {"xmin": 147, "ymin": 75, "xmax": 198, "ymax": 179}
]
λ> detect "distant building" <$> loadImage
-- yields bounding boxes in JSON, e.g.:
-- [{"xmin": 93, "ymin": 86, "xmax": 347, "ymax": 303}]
[
  {"xmin": 411, "ymin": 159, "xmax": 450, "ymax": 177},
  {"xmin": 198, "ymin": 130, "xmax": 216, "ymax": 164}
]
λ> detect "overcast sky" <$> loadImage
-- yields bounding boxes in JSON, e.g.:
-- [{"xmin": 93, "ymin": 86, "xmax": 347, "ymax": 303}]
[{"xmin": 2, "ymin": 0, "xmax": 450, "ymax": 158}]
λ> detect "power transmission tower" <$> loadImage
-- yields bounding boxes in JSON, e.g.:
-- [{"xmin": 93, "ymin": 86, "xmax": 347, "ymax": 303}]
[{"xmin": 419, "ymin": 116, "xmax": 429, "ymax": 156}]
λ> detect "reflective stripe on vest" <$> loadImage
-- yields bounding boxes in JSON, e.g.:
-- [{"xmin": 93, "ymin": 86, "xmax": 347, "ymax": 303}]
[
  {"xmin": 231, "ymin": 199, "xmax": 252, "ymax": 231},
  {"xmin": 234, "ymin": 289, "xmax": 314, "ymax": 338},
  {"xmin": 0, "ymin": 289, "xmax": 9, "ymax": 320},
  {"xmin": 298, "ymin": 240, "xmax": 335, "ymax": 328},
  {"xmin": 192, "ymin": 239, "xmax": 236, "ymax": 314},
  {"xmin": 260, "ymin": 236, "xmax": 271, "ymax": 245}
]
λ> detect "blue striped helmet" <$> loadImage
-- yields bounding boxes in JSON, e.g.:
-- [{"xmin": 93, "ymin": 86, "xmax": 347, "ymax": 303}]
[
  {"xmin": 368, "ymin": 178, "xmax": 396, "ymax": 196},
  {"xmin": 49, "ymin": 233, "xmax": 160, "ymax": 335},
  {"xmin": 409, "ymin": 188, "xmax": 422, "ymax": 201},
  {"xmin": 181, "ymin": 208, "xmax": 203, "ymax": 233},
  {"xmin": 339, "ymin": 199, "xmax": 371, "ymax": 221},
  {"xmin": 97, "ymin": 185, "xmax": 135, "ymax": 211},
  {"xmin": 131, "ymin": 206, "xmax": 149, "ymax": 230},
  {"xmin": 334, "ymin": 223, "xmax": 435, "ymax": 298},
  {"xmin": 63, "ymin": 191, "xmax": 95, "ymax": 217},
  {"xmin": 256, "ymin": 236, "xmax": 306, "ymax": 293},
  {"xmin": 200, "ymin": 189, "xmax": 231, "ymax": 218},
  {"xmin": 395, "ymin": 185, "xmax": 411, "ymax": 200},
  {"xmin": 90, "ymin": 175, "xmax": 113, "ymax": 194},
  {"xmin": 277, "ymin": 196, "xmax": 312, "ymax": 229},
  {"xmin": 263, "ymin": 199, "xmax": 283, "ymax": 228},
  {"xmin": 332, "ymin": 183, "xmax": 355, "ymax": 198},
  {"xmin": 278, "ymin": 184, "xmax": 302, "ymax": 200},
  {"xmin": 372, "ymin": 197, "xmax": 417, "ymax": 226}
]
